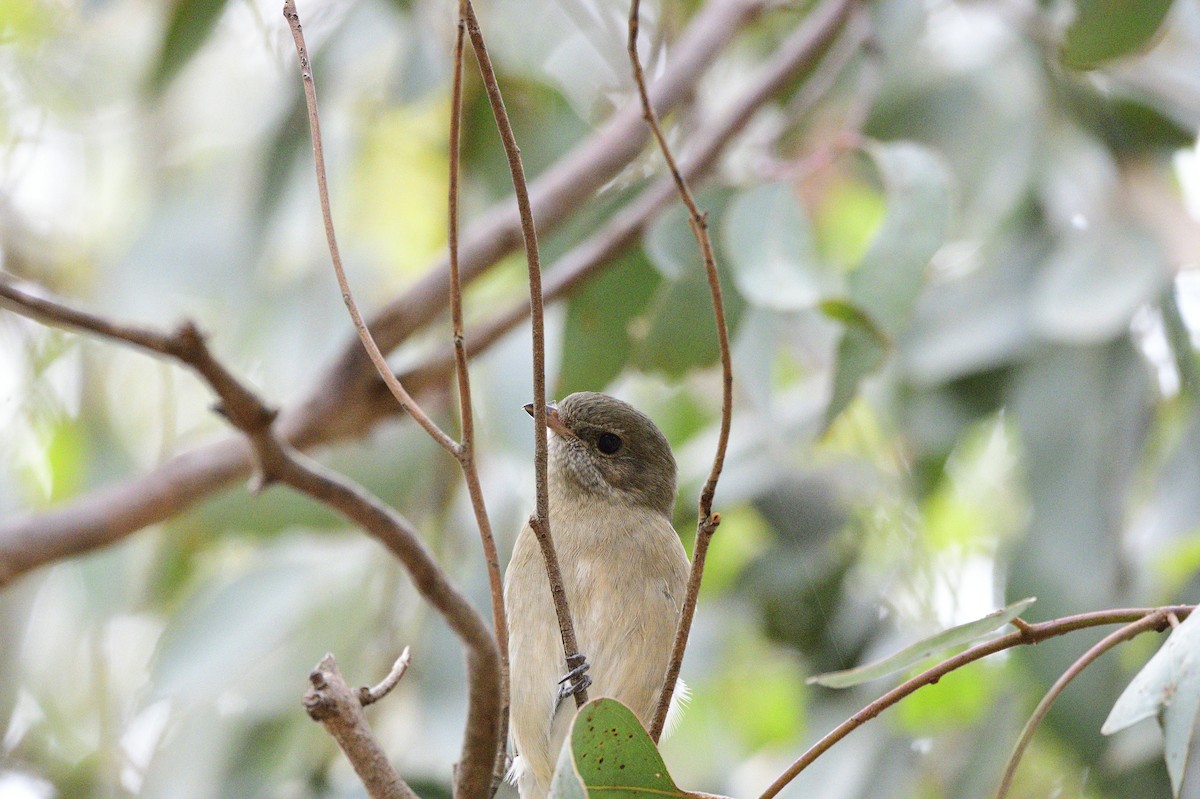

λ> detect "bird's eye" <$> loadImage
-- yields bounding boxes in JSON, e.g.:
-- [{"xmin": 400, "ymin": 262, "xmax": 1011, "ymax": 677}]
[{"xmin": 596, "ymin": 432, "xmax": 623, "ymax": 455}]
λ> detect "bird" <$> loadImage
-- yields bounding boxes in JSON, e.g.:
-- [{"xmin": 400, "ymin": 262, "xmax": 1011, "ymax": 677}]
[{"xmin": 504, "ymin": 391, "xmax": 690, "ymax": 799}]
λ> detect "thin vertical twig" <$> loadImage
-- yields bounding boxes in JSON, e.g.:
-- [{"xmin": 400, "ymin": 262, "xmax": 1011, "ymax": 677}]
[
  {"xmin": 395, "ymin": 0, "xmax": 860, "ymax": 400},
  {"xmin": 449, "ymin": 1, "xmax": 510, "ymax": 786},
  {"xmin": 462, "ymin": 0, "xmax": 587, "ymax": 707},
  {"xmin": 628, "ymin": 0, "xmax": 733, "ymax": 741},
  {"xmin": 283, "ymin": 0, "xmax": 460, "ymax": 457},
  {"xmin": 994, "ymin": 611, "xmax": 1170, "ymax": 799},
  {"xmin": 283, "ymin": 2, "xmax": 505, "ymax": 795}
]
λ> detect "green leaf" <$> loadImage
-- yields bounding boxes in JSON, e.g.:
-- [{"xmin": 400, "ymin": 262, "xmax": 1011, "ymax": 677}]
[
  {"xmin": 558, "ymin": 251, "xmax": 661, "ymax": 395},
  {"xmin": 1103, "ymin": 610, "xmax": 1200, "ymax": 796},
  {"xmin": 549, "ymin": 698, "xmax": 695, "ymax": 799},
  {"xmin": 547, "ymin": 699, "xmax": 739, "ymax": 799},
  {"xmin": 848, "ymin": 141, "xmax": 953, "ymax": 336},
  {"xmin": 1164, "ymin": 677, "xmax": 1200, "ymax": 798},
  {"xmin": 823, "ymin": 325, "xmax": 887, "ymax": 429},
  {"xmin": 147, "ymin": 0, "xmax": 230, "ymax": 96},
  {"xmin": 824, "ymin": 141, "xmax": 952, "ymax": 426},
  {"xmin": 1031, "ymin": 225, "xmax": 1168, "ymax": 344},
  {"xmin": 722, "ymin": 183, "xmax": 829, "ymax": 310},
  {"xmin": 153, "ymin": 562, "xmax": 317, "ymax": 698},
  {"xmin": 632, "ymin": 200, "xmax": 744, "ymax": 377},
  {"xmin": 808, "ymin": 597, "xmax": 1036, "ymax": 688},
  {"xmin": 1061, "ymin": 0, "xmax": 1174, "ymax": 70}
]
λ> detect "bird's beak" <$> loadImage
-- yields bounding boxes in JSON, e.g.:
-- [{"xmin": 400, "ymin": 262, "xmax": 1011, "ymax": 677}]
[{"xmin": 524, "ymin": 402, "xmax": 576, "ymax": 439}]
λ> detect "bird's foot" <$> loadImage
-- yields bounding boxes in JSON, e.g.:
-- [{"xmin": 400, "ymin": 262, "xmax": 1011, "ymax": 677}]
[{"xmin": 556, "ymin": 653, "xmax": 591, "ymax": 702}]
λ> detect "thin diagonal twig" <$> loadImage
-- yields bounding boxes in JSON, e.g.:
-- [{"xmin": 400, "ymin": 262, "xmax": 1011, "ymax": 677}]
[
  {"xmin": 359, "ymin": 646, "xmax": 413, "ymax": 706},
  {"xmin": 283, "ymin": 0, "xmax": 459, "ymax": 457},
  {"xmin": 462, "ymin": 0, "xmax": 586, "ymax": 707},
  {"xmin": 0, "ymin": 0, "xmax": 781, "ymax": 587}
]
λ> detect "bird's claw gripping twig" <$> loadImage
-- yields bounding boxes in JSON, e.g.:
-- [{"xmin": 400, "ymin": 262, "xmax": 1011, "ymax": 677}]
[{"xmin": 556, "ymin": 653, "xmax": 591, "ymax": 702}]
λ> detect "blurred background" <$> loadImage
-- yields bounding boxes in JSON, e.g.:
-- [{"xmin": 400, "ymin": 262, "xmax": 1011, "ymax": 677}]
[{"xmin": 2, "ymin": 0, "xmax": 1200, "ymax": 796}]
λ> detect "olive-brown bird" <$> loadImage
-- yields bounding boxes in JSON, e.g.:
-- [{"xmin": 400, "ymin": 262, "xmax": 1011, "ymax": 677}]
[{"xmin": 505, "ymin": 392, "xmax": 689, "ymax": 799}]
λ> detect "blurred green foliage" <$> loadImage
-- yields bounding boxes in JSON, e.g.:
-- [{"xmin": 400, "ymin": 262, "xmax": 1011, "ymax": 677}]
[{"xmin": 2, "ymin": 0, "xmax": 1200, "ymax": 798}]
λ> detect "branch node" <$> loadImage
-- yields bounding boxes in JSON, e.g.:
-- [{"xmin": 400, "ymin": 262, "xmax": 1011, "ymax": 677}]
[
  {"xmin": 703, "ymin": 511, "xmax": 721, "ymax": 534},
  {"xmin": 1010, "ymin": 616, "xmax": 1035, "ymax": 640},
  {"xmin": 309, "ymin": 662, "xmax": 331, "ymax": 692},
  {"xmin": 174, "ymin": 319, "xmax": 205, "ymax": 346},
  {"xmin": 359, "ymin": 646, "xmax": 413, "ymax": 706}
]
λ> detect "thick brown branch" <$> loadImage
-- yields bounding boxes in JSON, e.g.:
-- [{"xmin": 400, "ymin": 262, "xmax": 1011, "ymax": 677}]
[
  {"xmin": 758, "ymin": 605, "xmax": 1194, "ymax": 799},
  {"xmin": 0, "ymin": 0, "xmax": 845, "ymax": 587},
  {"xmin": 462, "ymin": 0, "xmax": 586, "ymax": 707},
  {"xmin": 305, "ymin": 654, "xmax": 417, "ymax": 799},
  {"xmin": 0, "ymin": 278, "xmax": 501, "ymax": 799}
]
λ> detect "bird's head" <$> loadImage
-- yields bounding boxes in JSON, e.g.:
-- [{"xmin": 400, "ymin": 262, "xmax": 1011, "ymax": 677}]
[{"xmin": 525, "ymin": 391, "xmax": 676, "ymax": 517}]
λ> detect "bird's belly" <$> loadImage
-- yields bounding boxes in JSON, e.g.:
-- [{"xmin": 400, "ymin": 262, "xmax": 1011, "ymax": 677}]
[{"xmin": 568, "ymin": 556, "xmax": 680, "ymax": 722}]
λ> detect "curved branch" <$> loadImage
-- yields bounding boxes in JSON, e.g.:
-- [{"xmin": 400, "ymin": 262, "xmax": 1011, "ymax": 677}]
[
  {"xmin": 0, "ymin": 0, "xmax": 839, "ymax": 587},
  {"xmin": 625, "ymin": 0, "xmax": 859, "ymax": 742},
  {"xmin": 626, "ymin": 0, "xmax": 735, "ymax": 739},
  {"xmin": 628, "ymin": 0, "xmax": 732, "ymax": 529},
  {"xmin": 994, "ymin": 611, "xmax": 1172, "ymax": 799},
  {"xmin": 757, "ymin": 605, "xmax": 1194, "ymax": 799},
  {"xmin": 0, "ymin": 278, "xmax": 502, "ymax": 799}
]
